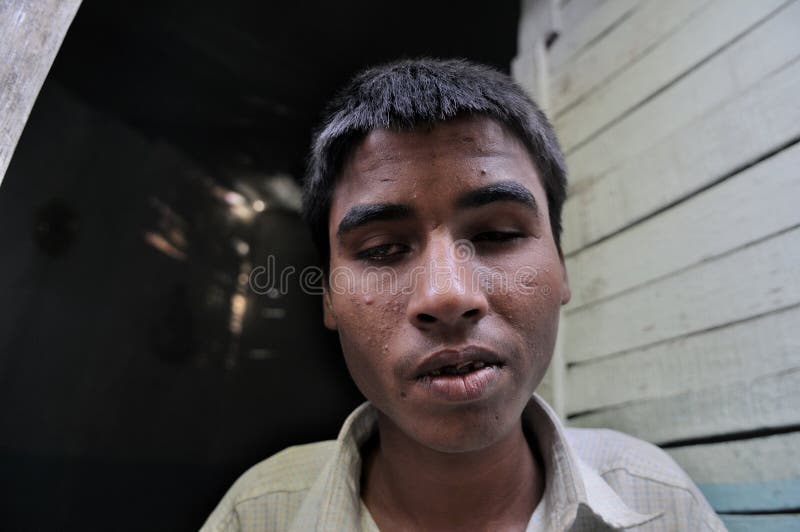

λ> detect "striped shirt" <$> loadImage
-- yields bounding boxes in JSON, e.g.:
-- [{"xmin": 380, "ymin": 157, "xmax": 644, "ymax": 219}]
[{"xmin": 201, "ymin": 394, "xmax": 726, "ymax": 531}]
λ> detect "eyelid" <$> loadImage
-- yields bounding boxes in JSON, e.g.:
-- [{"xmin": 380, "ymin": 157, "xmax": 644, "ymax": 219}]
[
  {"xmin": 355, "ymin": 242, "xmax": 410, "ymax": 262},
  {"xmin": 471, "ymin": 230, "xmax": 526, "ymax": 242}
]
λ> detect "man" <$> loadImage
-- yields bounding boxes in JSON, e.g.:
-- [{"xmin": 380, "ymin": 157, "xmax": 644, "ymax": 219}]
[{"xmin": 202, "ymin": 58, "xmax": 725, "ymax": 531}]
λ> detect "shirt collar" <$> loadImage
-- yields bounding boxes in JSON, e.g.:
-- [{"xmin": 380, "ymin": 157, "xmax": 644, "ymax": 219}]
[
  {"xmin": 290, "ymin": 395, "xmax": 659, "ymax": 531},
  {"xmin": 523, "ymin": 394, "xmax": 661, "ymax": 530}
]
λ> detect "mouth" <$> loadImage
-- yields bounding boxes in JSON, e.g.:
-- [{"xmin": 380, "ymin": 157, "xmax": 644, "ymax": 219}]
[
  {"xmin": 420, "ymin": 359, "xmax": 503, "ymax": 378},
  {"xmin": 412, "ymin": 346, "xmax": 506, "ymax": 402},
  {"xmin": 413, "ymin": 345, "xmax": 505, "ymax": 379}
]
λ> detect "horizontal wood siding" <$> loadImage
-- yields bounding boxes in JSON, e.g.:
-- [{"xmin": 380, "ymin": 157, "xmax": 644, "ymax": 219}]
[
  {"xmin": 549, "ymin": 0, "xmax": 640, "ymax": 72},
  {"xmin": 563, "ymin": 0, "xmax": 800, "ymax": 195},
  {"xmin": 551, "ymin": 0, "xmax": 709, "ymax": 115},
  {"xmin": 566, "ymin": 305, "xmax": 800, "ymax": 416},
  {"xmin": 566, "ymin": 227, "xmax": 800, "ymax": 363},
  {"xmin": 555, "ymin": 0, "xmax": 791, "ymax": 153},
  {"xmin": 516, "ymin": 0, "xmax": 800, "ymax": 519},
  {"xmin": 563, "ymin": 53, "xmax": 800, "ymax": 254}
]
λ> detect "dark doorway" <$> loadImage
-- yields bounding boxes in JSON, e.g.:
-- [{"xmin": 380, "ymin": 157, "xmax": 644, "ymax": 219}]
[{"xmin": 0, "ymin": 1, "xmax": 519, "ymax": 530}]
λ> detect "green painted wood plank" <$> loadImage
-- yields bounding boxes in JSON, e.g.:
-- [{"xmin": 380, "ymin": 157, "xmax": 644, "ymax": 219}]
[
  {"xmin": 721, "ymin": 513, "xmax": 800, "ymax": 532},
  {"xmin": 699, "ymin": 479, "xmax": 800, "ymax": 513}
]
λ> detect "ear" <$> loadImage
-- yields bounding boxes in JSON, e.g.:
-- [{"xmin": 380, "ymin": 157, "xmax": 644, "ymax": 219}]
[
  {"xmin": 558, "ymin": 248, "xmax": 571, "ymax": 306},
  {"xmin": 322, "ymin": 283, "xmax": 338, "ymax": 330}
]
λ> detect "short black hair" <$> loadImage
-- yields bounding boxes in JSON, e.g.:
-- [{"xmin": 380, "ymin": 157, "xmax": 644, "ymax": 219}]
[{"xmin": 302, "ymin": 57, "xmax": 567, "ymax": 275}]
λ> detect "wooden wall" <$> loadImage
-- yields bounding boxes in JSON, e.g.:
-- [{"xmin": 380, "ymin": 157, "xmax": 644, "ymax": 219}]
[{"xmin": 514, "ymin": 0, "xmax": 800, "ymax": 529}]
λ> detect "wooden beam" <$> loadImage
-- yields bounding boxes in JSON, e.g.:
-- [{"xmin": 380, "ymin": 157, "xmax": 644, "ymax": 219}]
[{"xmin": 0, "ymin": 0, "xmax": 82, "ymax": 186}]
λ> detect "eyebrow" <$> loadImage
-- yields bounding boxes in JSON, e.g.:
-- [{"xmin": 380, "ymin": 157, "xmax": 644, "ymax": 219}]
[
  {"xmin": 456, "ymin": 181, "xmax": 538, "ymax": 213},
  {"xmin": 336, "ymin": 181, "xmax": 538, "ymax": 240},
  {"xmin": 336, "ymin": 203, "xmax": 413, "ymax": 240}
]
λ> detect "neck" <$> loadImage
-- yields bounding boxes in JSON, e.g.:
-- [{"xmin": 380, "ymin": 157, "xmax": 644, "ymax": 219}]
[{"xmin": 362, "ymin": 412, "xmax": 544, "ymax": 531}]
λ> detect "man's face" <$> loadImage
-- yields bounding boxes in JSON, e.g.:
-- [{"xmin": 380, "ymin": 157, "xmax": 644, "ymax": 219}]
[{"xmin": 323, "ymin": 115, "xmax": 570, "ymax": 453}]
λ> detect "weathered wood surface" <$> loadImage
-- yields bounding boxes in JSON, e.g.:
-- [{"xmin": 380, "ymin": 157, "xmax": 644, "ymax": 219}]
[
  {"xmin": 569, "ymin": 363, "xmax": 800, "ymax": 444},
  {"xmin": 0, "ymin": 0, "xmax": 82, "ymax": 187},
  {"xmin": 566, "ymin": 141, "xmax": 800, "ymax": 309},
  {"xmin": 557, "ymin": 0, "xmax": 607, "ymax": 32},
  {"xmin": 518, "ymin": 0, "xmax": 560, "ymax": 55},
  {"xmin": 668, "ymin": 432, "xmax": 800, "ymax": 484},
  {"xmin": 566, "ymin": 304, "xmax": 800, "ymax": 415},
  {"xmin": 549, "ymin": 0, "xmax": 640, "ymax": 72},
  {"xmin": 551, "ymin": 0, "xmax": 709, "ymax": 115},
  {"xmin": 556, "ymin": 0, "xmax": 790, "ymax": 153},
  {"xmin": 671, "ymin": 433, "xmax": 800, "ymax": 513},
  {"xmin": 702, "ymin": 479, "xmax": 800, "ymax": 513},
  {"xmin": 544, "ymin": 0, "xmax": 800, "ymax": 522},
  {"xmin": 565, "ymin": 226, "xmax": 800, "ymax": 363},
  {"xmin": 564, "ymin": 0, "xmax": 800, "ymax": 196},
  {"xmin": 720, "ymin": 513, "xmax": 800, "ymax": 532},
  {"xmin": 562, "ymin": 56, "xmax": 800, "ymax": 255}
]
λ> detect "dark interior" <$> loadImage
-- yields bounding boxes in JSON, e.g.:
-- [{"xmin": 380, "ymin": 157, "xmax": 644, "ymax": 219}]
[{"xmin": 0, "ymin": 1, "xmax": 518, "ymax": 529}]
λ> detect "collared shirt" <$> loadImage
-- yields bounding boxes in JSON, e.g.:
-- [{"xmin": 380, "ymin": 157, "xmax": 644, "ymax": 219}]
[{"xmin": 201, "ymin": 395, "xmax": 726, "ymax": 531}]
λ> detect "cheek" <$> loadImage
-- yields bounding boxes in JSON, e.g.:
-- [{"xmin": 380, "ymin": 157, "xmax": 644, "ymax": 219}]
[{"xmin": 334, "ymin": 292, "xmax": 408, "ymax": 397}]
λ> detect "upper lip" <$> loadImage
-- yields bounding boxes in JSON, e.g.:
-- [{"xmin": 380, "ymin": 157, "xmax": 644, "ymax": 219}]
[{"xmin": 413, "ymin": 345, "xmax": 504, "ymax": 378}]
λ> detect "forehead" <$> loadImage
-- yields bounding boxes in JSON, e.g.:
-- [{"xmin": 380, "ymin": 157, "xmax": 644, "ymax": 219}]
[{"xmin": 332, "ymin": 115, "xmax": 540, "ymax": 206}]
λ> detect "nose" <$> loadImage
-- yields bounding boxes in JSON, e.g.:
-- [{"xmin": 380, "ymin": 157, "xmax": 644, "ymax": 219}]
[{"xmin": 406, "ymin": 237, "xmax": 489, "ymax": 331}]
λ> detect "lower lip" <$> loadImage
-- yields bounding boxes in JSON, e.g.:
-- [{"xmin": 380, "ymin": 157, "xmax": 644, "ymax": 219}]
[{"xmin": 415, "ymin": 365, "xmax": 503, "ymax": 402}]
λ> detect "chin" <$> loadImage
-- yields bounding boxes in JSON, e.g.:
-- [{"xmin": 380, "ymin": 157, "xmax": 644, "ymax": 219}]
[{"xmin": 405, "ymin": 400, "xmax": 519, "ymax": 454}]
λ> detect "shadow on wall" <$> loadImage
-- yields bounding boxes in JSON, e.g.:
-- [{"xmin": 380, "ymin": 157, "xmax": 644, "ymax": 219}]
[{"xmin": 0, "ymin": 81, "xmax": 362, "ymax": 530}]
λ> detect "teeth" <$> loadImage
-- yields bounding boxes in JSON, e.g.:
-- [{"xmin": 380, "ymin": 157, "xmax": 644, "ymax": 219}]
[{"xmin": 427, "ymin": 361, "xmax": 492, "ymax": 377}]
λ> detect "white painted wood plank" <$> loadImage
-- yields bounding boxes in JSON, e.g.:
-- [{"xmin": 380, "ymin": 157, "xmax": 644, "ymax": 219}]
[
  {"xmin": 549, "ymin": 0, "xmax": 640, "ymax": 71},
  {"xmin": 568, "ymin": 367, "xmax": 800, "ymax": 443},
  {"xmin": 512, "ymin": 41, "xmax": 551, "ymax": 113},
  {"xmin": 556, "ymin": 0, "xmax": 791, "ymax": 153},
  {"xmin": 518, "ymin": 0, "xmax": 561, "ymax": 55},
  {"xmin": 565, "ymin": 226, "xmax": 800, "ymax": 363},
  {"xmin": 566, "ymin": 141, "xmax": 800, "ymax": 309},
  {"xmin": 551, "ymin": 0, "xmax": 710, "ymax": 115},
  {"xmin": 559, "ymin": 0, "xmax": 607, "ymax": 31},
  {"xmin": 566, "ymin": 305, "xmax": 800, "ymax": 414},
  {"xmin": 563, "ymin": 56, "xmax": 800, "ymax": 255},
  {"xmin": 564, "ymin": 0, "xmax": 800, "ymax": 190},
  {"xmin": 0, "ymin": 0, "xmax": 82, "ymax": 186},
  {"xmin": 668, "ymin": 432, "xmax": 800, "ymax": 484}
]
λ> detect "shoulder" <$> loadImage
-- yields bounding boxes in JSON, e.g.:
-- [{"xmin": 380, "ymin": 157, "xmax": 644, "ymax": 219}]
[
  {"xmin": 228, "ymin": 440, "xmax": 337, "ymax": 498},
  {"xmin": 566, "ymin": 426, "xmax": 692, "ymax": 487},
  {"xmin": 200, "ymin": 440, "xmax": 337, "ymax": 532},
  {"xmin": 565, "ymin": 427, "xmax": 725, "ymax": 530}
]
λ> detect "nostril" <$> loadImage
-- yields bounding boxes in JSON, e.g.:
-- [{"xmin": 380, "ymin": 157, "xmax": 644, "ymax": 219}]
[
  {"xmin": 462, "ymin": 309, "xmax": 480, "ymax": 318},
  {"xmin": 417, "ymin": 313, "xmax": 436, "ymax": 323}
]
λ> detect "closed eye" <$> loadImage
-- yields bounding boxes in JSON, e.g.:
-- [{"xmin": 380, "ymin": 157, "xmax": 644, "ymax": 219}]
[
  {"xmin": 471, "ymin": 231, "xmax": 525, "ymax": 243},
  {"xmin": 356, "ymin": 243, "xmax": 410, "ymax": 263}
]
